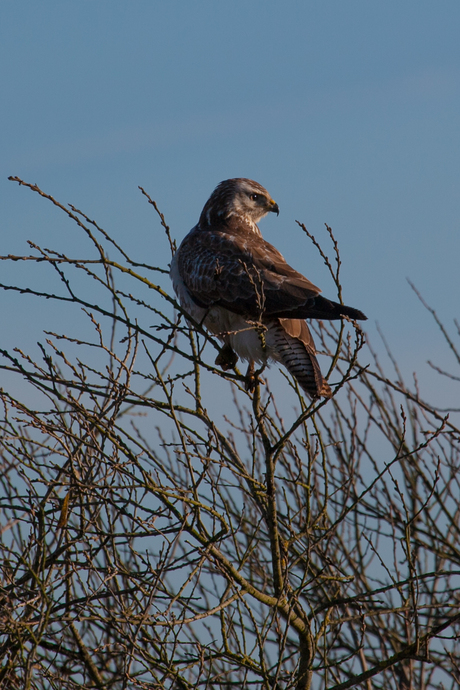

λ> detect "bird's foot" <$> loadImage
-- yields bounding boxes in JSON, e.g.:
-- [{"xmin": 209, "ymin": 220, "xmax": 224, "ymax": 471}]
[
  {"xmin": 215, "ymin": 344, "xmax": 238, "ymax": 371},
  {"xmin": 244, "ymin": 361, "xmax": 266, "ymax": 392},
  {"xmin": 245, "ymin": 361, "xmax": 255, "ymax": 391}
]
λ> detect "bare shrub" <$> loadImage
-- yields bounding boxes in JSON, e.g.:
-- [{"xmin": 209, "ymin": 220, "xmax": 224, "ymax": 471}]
[{"xmin": 1, "ymin": 178, "xmax": 459, "ymax": 689}]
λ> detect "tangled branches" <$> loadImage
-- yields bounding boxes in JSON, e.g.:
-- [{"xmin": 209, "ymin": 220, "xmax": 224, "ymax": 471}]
[{"xmin": 1, "ymin": 178, "xmax": 459, "ymax": 689}]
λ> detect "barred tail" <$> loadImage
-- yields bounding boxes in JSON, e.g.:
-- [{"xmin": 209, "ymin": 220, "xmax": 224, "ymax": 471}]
[{"xmin": 268, "ymin": 319, "xmax": 332, "ymax": 400}]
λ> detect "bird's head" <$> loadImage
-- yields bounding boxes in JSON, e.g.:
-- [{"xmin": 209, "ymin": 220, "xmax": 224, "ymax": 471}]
[{"xmin": 199, "ymin": 178, "xmax": 279, "ymax": 231}]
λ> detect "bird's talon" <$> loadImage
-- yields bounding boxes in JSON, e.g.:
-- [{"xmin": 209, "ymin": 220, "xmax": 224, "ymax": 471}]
[
  {"xmin": 215, "ymin": 344, "xmax": 238, "ymax": 371},
  {"xmin": 244, "ymin": 361, "xmax": 258, "ymax": 392},
  {"xmin": 245, "ymin": 376, "xmax": 256, "ymax": 392}
]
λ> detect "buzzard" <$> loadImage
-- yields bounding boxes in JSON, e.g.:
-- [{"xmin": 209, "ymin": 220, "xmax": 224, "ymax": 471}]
[{"xmin": 170, "ymin": 178, "xmax": 366, "ymax": 399}]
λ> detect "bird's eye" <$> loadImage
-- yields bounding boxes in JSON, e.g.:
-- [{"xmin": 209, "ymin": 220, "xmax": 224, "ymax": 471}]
[{"xmin": 250, "ymin": 193, "xmax": 260, "ymax": 201}]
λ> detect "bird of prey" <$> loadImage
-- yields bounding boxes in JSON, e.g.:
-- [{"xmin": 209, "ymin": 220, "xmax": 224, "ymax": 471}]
[{"xmin": 170, "ymin": 178, "xmax": 366, "ymax": 399}]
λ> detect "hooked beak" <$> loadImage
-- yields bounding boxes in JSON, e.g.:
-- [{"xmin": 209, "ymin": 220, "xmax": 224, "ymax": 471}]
[{"xmin": 269, "ymin": 199, "xmax": 279, "ymax": 216}]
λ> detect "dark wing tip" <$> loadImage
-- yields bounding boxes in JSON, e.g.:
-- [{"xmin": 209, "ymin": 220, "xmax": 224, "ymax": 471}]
[{"xmin": 340, "ymin": 305, "xmax": 367, "ymax": 321}]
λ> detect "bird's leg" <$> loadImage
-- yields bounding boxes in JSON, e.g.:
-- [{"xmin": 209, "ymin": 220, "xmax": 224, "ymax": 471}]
[
  {"xmin": 215, "ymin": 343, "xmax": 238, "ymax": 371},
  {"xmin": 245, "ymin": 361, "xmax": 267, "ymax": 392},
  {"xmin": 245, "ymin": 360, "xmax": 256, "ymax": 392}
]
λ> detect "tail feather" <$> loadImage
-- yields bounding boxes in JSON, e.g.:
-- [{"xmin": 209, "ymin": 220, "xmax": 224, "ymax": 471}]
[{"xmin": 268, "ymin": 319, "xmax": 332, "ymax": 399}]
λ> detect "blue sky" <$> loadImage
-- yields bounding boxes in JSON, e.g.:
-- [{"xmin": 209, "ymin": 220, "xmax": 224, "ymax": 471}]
[{"xmin": 1, "ymin": 1, "xmax": 460, "ymax": 404}]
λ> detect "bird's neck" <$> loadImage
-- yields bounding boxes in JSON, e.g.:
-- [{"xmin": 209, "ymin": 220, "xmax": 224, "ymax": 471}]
[{"xmin": 198, "ymin": 208, "xmax": 262, "ymax": 237}]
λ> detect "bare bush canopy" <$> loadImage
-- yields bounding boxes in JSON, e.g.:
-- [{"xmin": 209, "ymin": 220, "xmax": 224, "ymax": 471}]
[{"xmin": 1, "ymin": 178, "xmax": 460, "ymax": 690}]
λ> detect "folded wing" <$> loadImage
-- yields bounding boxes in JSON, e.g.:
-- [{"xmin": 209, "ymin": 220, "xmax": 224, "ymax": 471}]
[{"xmin": 178, "ymin": 225, "xmax": 366, "ymax": 322}]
